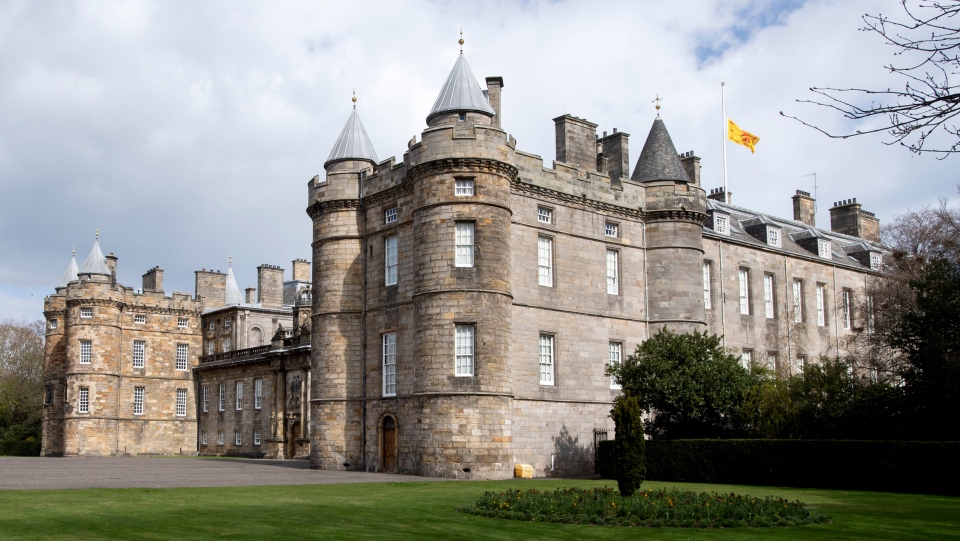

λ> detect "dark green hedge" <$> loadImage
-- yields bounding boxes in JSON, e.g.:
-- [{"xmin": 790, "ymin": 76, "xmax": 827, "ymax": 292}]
[
  {"xmin": 597, "ymin": 439, "xmax": 960, "ymax": 495},
  {"xmin": 0, "ymin": 441, "xmax": 41, "ymax": 456}
]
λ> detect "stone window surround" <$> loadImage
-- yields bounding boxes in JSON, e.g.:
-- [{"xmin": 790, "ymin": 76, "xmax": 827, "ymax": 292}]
[
  {"xmin": 79, "ymin": 340, "xmax": 92, "ymax": 364},
  {"xmin": 763, "ymin": 273, "xmax": 775, "ymax": 319},
  {"xmin": 609, "ymin": 341, "xmax": 622, "ymax": 390},
  {"xmin": 217, "ymin": 431, "xmax": 224, "ymax": 446},
  {"xmin": 738, "ymin": 268, "xmax": 751, "ymax": 315},
  {"xmin": 385, "ymin": 235, "xmax": 398, "ymax": 286},
  {"xmin": 703, "ymin": 261, "xmax": 712, "ymax": 310},
  {"xmin": 384, "ymin": 207, "xmax": 398, "ymax": 224},
  {"xmin": 605, "ymin": 221, "xmax": 619, "ymax": 238},
  {"xmin": 133, "ymin": 387, "xmax": 144, "ymax": 416},
  {"xmin": 382, "ymin": 332, "xmax": 397, "ymax": 397},
  {"xmin": 235, "ymin": 430, "xmax": 242, "ymax": 446},
  {"xmin": 202, "ymin": 385, "xmax": 208, "ymax": 412},
  {"xmin": 78, "ymin": 387, "xmax": 89, "ymax": 414},
  {"xmin": 254, "ymin": 378, "xmax": 263, "ymax": 409},
  {"xmin": 539, "ymin": 333, "xmax": 555, "ymax": 386},
  {"xmin": 606, "ymin": 248, "xmax": 620, "ymax": 295},
  {"xmin": 537, "ymin": 235, "xmax": 553, "ymax": 287},
  {"xmin": 537, "ymin": 206, "xmax": 553, "ymax": 225},
  {"xmin": 816, "ymin": 283, "xmax": 827, "ymax": 327},
  {"xmin": 454, "ymin": 177, "xmax": 475, "ymax": 197},
  {"xmin": 134, "ymin": 314, "xmax": 146, "ymax": 324},
  {"xmin": 454, "ymin": 323, "xmax": 475, "ymax": 377},
  {"xmin": 176, "ymin": 389, "xmax": 187, "ymax": 417},
  {"xmin": 132, "ymin": 340, "xmax": 145, "ymax": 369},
  {"xmin": 176, "ymin": 343, "xmax": 188, "ymax": 370},
  {"xmin": 177, "ymin": 317, "xmax": 188, "ymax": 328},
  {"xmin": 201, "ymin": 431, "xmax": 207, "ymax": 445},
  {"xmin": 455, "ymin": 222, "xmax": 475, "ymax": 268},
  {"xmin": 235, "ymin": 381, "xmax": 243, "ymax": 410},
  {"xmin": 218, "ymin": 384, "xmax": 225, "ymax": 412},
  {"xmin": 741, "ymin": 349, "xmax": 753, "ymax": 370},
  {"xmin": 842, "ymin": 288, "xmax": 853, "ymax": 330},
  {"xmin": 254, "ymin": 430, "xmax": 261, "ymax": 446},
  {"xmin": 80, "ymin": 307, "xmax": 93, "ymax": 319},
  {"xmin": 792, "ymin": 278, "xmax": 804, "ymax": 323}
]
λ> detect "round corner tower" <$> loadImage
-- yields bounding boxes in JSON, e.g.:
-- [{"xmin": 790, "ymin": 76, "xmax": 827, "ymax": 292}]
[{"xmin": 632, "ymin": 117, "xmax": 708, "ymax": 333}]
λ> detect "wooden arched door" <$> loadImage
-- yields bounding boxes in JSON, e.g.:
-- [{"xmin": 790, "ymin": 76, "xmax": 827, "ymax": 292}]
[{"xmin": 381, "ymin": 416, "xmax": 398, "ymax": 472}]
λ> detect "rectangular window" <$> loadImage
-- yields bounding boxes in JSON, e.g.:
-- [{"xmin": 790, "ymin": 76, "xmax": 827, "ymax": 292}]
[
  {"xmin": 222, "ymin": 337, "xmax": 231, "ymax": 353},
  {"xmin": 207, "ymin": 341, "xmax": 214, "ymax": 356},
  {"xmin": 209, "ymin": 321, "xmax": 215, "ymax": 330},
  {"xmin": 80, "ymin": 307, "xmax": 93, "ymax": 319},
  {"xmin": 455, "ymin": 223, "xmax": 474, "ymax": 267},
  {"xmin": 539, "ymin": 334, "xmax": 555, "ymax": 386},
  {"xmin": 763, "ymin": 273, "xmax": 775, "ymax": 319},
  {"xmin": 738, "ymin": 269, "xmax": 750, "ymax": 315},
  {"xmin": 201, "ymin": 431, "xmax": 207, "ymax": 445},
  {"xmin": 816, "ymin": 284, "xmax": 827, "ymax": 326},
  {"xmin": 132, "ymin": 340, "xmax": 145, "ymax": 368},
  {"xmin": 796, "ymin": 355, "xmax": 807, "ymax": 373},
  {"xmin": 202, "ymin": 385, "xmax": 209, "ymax": 412},
  {"xmin": 176, "ymin": 389, "xmax": 187, "ymax": 417},
  {"xmin": 741, "ymin": 349, "xmax": 752, "ymax": 370},
  {"xmin": 133, "ymin": 387, "xmax": 144, "ymax": 415},
  {"xmin": 134, "ymin": 314, "xmax": 146, "ymax": 324},
  {"xmin": 818, "ymin": 239, "xmax": 832, "ymax": 259},
  {"xmin": 605, "ymin": 222, "xmax": 619, "ymax": 238},
  {"xmin": 384, "ymin": 236, "xmax": 398, "ymax": 286},
  {"xmin": 537, "ymin": 206, "xmax": 553, "ymax": 224},
  {"xmin": 870, "ymin": 253, "xmax": 882, "ymax": 270},
  {"xmin": 384, "ymin": 207, "xmax": 398, "ymax": 224},
  {"xmin": 715, "ymin": 215, "xmax": 729, "ymax": 235},
  {"xmin": 793, "ymin": 279, "xmax": 804, "ymax": 323},
  {"xmin": 382, "ymin": 333, "xmax": 397, "ymax": 397},
  {"xmin": 609, "ymin": 342, "xmax": 622, "ymax": 390},
  {"xmin": 235, "ymin": 382, "xmax": 243, "ymax": 410},
  {"xmin": 455, "ymin": 179, "xmax": 474, "ymax": 196},
  {"xmin": 224, "ymin": 317, "xmax": 232, "ymax": 328},
  {"xmin": 176, "ymin": 344, "xmax": 188, "ymax": 370},
  {"xmin": 178, "ymin": 317, "xmax": 188, "ymax": 328},
  {"xmin": 254, "ymin": 379, "xmax": 263, "ymax": 409},
  {"xmin": 254, "ymin": 431, "xmax": 261, "ymax": 446},
  {"xmin": 537, "ymin": 236, "xmax": 553, "ymax": 286},
  {"xmin": 455, "ymin": 325, "xmax": 474, "ymax": 377},
  {"xmin": 767, "ymin": 351, "xmax": 780, "ymax": 371},
  {"xmin": 703, "ymin": 262, "xmax": 712, "ymax": 310},
  {"xmin": 78, "ymin": 387, "xmax": 89, "ymax": 413},
  {"xmin": 842, "ymin": 289, "xmax": 852, "ymax": 330},
  {"xmin": 606, "ymin": 250, "xmax": 620, "ymax": 295},
  {"xmin": 218, "ymin": 384, "xmax": 225, "ymax": 411},
  {"xmin": 50, "ymin": 319, "xmax": 58, "ymax": 329},
  {"xmin": 217, "ymin": 431, "xmax": 224, "ymax": 446},
  {"xmin": 235, "ymin": 431, "xmax": 242, "ymax": 446},
  {"xmin": 768, "ymin": 228, "xmax": 781, "ymax": 248},
  {"xmin": 80, "ymin": 340, "xmax": 92, "ymax": 364}
]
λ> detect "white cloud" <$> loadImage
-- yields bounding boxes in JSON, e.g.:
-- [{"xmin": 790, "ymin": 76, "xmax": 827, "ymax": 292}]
[{"xmin": 0, "ymin": 0, "xmax": 954, "ymax": 319}]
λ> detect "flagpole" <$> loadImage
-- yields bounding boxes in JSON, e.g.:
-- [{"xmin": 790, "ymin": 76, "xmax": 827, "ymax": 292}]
[{"xmin": 721, "ymin": 82, "xmax": 728, "ymax": 203}]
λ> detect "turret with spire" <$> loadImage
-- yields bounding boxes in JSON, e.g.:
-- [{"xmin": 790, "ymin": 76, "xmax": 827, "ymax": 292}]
[
  {"xmin": 426, "ymin": 31, "xmax": 496, "ymax": 127},
  {"xmin": 78, "ymin": 230, "xmax": 111, "ymax": 282}
]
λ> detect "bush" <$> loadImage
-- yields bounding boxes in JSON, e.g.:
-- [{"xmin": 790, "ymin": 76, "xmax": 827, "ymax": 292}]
[
  {"xmin": 611, "ymin": 395, "xmax": 645, "ymax": 496},
  {"xmin": 0, "ymin": 441, "xmax": 41, "ymax": 456},
  {"xmin": 635, "ymin": 440, "xmax": 960, "ymax": 495},
  {"xmin": 458, "ymin": 486, "xmax": 828, "ymax": 528}
]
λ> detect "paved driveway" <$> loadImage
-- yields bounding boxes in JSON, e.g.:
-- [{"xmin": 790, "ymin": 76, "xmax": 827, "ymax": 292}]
[{"xmin": 0, "ymin": 457, "xmax": 442, "ymax": 490}]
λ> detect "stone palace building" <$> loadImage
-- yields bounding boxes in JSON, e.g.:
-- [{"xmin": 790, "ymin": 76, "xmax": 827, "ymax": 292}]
[{"xmin": 42, "ymin": 48, "xmax": 886, "ymax": 478}]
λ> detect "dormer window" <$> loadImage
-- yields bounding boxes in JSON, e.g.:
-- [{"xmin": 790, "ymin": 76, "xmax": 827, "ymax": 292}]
[
  {"xmin": 715, "ymin": 215, "xmax": 729, "ymax": 235},
  {"xmin": 818, "ymin": 239, "xmax": 832, "ymax": 259},
  {"xmin": 870, "ymin": 253, "xmax": 881, "ymax": 270},
  {"xmin": 767, "ymin": 228, "xmax": 781, "ymax": 248}
]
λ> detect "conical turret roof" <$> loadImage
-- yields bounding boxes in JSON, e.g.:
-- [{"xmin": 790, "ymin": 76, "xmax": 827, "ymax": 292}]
[
  {"xmin": 631, "ymin": 118, "xmax": 691, "ymax": 183},
  {"xmin": 325, "ymin": 109, "xmax": 378, "ymax": 167},
  {"xmin": 225, "ymin": 265, "xmax": 243, "ymax": 306},
  {"xmin": 427, "ymin": 54, "xmax": 495, "ymax": 123},
  {"xmin": 79, "ymin": 238, "xmax": 111, "ymax": 276},
  {"xmin": 55, "ymin": 253, "xmax": 79, "ymax": 290}
]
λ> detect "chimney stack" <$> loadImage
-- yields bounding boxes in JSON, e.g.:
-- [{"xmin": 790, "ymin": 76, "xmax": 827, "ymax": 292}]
[
  {"xmin": 105, "ymin": 253, "xmax": 118, "ymax": 284},
  {"xmin": 194, "ymin": 269, "xmax": 227, "ymax": 310},
  {"xmin": 291, "ymin": 259, "xmax": 311, "ymax": 282},
  {"xmin": 792, "ymin": 190, "xmax": 816, "ymax": 227},
  {"xmin": 142, "ymin": 266, "xmax": 164, "ymax": 293},
  {"xmin": 554, "ymin": 115, "xmax": 599, "ymax": 171},
  {"xmin": 707, "ymin": 187, "xmax": 731, "ymax": 204},
  {"xmin": 485, "ymin": 77, "xmax": 503, "ymax": 129},
  {"xmin": 829, "ymin": 198, "xmax": 880, "ymax": 242},
  {"xmin": 598, "ymin": 130, "xmax": 630, "ymax": 184},
  {"xmin": 257, "ymin": 264, "xmax": 284, "ymax": 309},
  {"xmin": 679, "ymin": 151, "xmax": 701, "ymax": 186},
  {"xmin": 245, "ymin": 287, "xmax": 256, "ymax": 304}
]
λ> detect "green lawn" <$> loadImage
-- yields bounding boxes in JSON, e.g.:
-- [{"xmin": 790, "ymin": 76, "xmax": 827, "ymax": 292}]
[{"xmin": 1, "ymin": 479, "xmax": 958, "ymax": 540}]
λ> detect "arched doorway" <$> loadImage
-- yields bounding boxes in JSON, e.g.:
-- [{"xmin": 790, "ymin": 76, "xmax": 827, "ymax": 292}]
[{"xmin": 380, "ymin": 415, "xmax": 398, "ymax": 473}]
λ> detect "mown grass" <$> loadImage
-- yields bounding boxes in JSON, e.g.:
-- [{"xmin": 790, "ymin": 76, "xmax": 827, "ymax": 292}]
[{"xmin": 0, "ymin": 479, "xmax": 958, "ymax": 540}]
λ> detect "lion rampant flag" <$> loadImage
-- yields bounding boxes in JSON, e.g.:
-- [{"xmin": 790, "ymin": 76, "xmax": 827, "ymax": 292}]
[{"xmin": 727, "ymin": 119, "xmax": 760, "ymax": 153}]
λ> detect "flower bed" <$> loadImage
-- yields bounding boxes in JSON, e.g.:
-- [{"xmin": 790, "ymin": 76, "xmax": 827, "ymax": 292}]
[{"xmin": 458, "ymin": 487, "xmax": 830, "ymax": 528}]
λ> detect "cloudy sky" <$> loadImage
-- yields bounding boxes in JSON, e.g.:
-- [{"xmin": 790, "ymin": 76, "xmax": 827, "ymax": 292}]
[{"xmin": 2, "ymin": 0, "xmax": 956, "ymax": 321}]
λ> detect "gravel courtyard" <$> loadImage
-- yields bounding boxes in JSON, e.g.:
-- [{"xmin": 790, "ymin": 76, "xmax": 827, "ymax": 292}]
[{"xmin": 0, "ymin": 457, "xmax": 442, "ymax": 490}]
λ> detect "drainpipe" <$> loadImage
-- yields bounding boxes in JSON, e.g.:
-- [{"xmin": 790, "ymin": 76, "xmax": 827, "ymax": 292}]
[{"xmin": 360, "ymin": 169, "xmax": 369, "ymax": 471}]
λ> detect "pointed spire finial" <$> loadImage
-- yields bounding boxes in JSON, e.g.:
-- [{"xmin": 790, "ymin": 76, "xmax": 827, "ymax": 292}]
[
  {"xmin": 72, "ymin": 246, "xmax": 76, "ymax": 256},
  {"xmin": 229, "ymin": 255, "xmax": 233, "ymax": 266},
  {"xmin": 95, "ymin": 228, "xmax": 99, "ymax": 240},
  {"xmin": 459, "ymin": 28, "xmax": 464, "ymax": 53},
  {"xmin": 352, "ymin": 89, "xmax": 357, "ymax": 109},
  {"xmin": 653, "ymin": 94, "xmax": 662, "ymax": 117}
]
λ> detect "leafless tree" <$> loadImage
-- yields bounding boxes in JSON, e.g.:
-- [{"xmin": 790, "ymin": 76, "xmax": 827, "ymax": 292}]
[{"xmin": 782, "ymin": 1, "xmax": 960, "ymax": 157}]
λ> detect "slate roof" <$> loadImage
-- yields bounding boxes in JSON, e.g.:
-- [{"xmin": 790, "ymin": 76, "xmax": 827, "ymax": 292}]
[
  {"xmin": 631, "ymin": 118, "xmax": 691, "ymax": 183},
  {"xmin": 79, "ymin": 239, "xmax": 111, "ymax": 276},
  {"xmin": 427, "ymin": 54, "xmax": 496, "ymax": 122},
  {"xmin": 704, "ymin": 199, "xmax": 886, "ymax": 270},
  {"xmin": 325, "ymin": 109, "xmax": 378, "ymax": 167},
  {"xmin": 224, "ymin": 266, "xmax": 243, "ymax": 306},
  {"xmin": 55, "ymin": 254, "xmax": 79, "ymax": 290}
]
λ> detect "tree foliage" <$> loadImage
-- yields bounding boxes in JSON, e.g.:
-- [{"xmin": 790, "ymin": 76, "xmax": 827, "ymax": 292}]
[
  {"xmin": 784, "ymin": 0, "xmax": 960, "ymax": 156},
  {"xmin": 607, "ymin": 328, "xmax": 755, "ymax": 439},
  {"xmin": 611, "ymin": 394, "xmax": 645, "ymax": 497},
  {"xmin": 0, "ymin": 319, "xmax": 44, "ymax": 441}
]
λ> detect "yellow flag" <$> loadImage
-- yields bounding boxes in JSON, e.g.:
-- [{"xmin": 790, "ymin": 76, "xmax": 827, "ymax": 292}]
[{"xmin": 728, "ymin": 119, "xmax": 760, "ymax": 153}]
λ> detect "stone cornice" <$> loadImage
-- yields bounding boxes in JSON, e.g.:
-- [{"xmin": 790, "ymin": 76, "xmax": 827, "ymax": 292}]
[
  {"xmin": 644, "ymin": 209, "xmax": 708, "ymax": 225},
  {"xmin": 66, "ymin": 298, "xmax": 123, "ymax": 310},
  {"xmin": 306, "ymin": 199, "xmax": 361, "ymax": 219},
  {"xmin": 64, "ymin": 298, "xmax": 200, "ymax": 317},
  {"xmin": 511, "ymin": 178, "xmax": 644, "ymax": 220},
  {"xmin": 362, "ymin": 180, "xmax": 414, "ymax": 207},
  {"xmin": 408, "ymin": 158, "xmax": 518, "ymax": 182}
]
